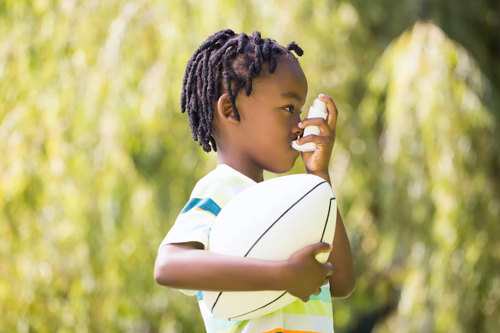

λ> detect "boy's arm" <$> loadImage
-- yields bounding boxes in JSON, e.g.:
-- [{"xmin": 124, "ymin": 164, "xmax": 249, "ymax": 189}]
[
  {"xmin": 328, "ymin": 209, "xmax": 355, "ymax": 298},
  {"xmin": 154, "ymin": 241, "xmax": 333, "ymax": 302},
  {"xmin": 302, "ymin": 173, "xmax": 355, "ymax": 298},
  {"xmin": 297, "ymin": 94, "xmax": 356, "ymax": 298}
]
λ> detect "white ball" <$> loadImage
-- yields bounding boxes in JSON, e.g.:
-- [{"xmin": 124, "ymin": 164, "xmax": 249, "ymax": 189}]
[{"xmin": 203, "ymin": 174, "xmax": 337, "ymax": 321}]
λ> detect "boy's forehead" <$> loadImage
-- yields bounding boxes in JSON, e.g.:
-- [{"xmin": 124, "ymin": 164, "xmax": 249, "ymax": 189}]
[{"xmin": 253, "ymin": 57, "xmax": 308, "ymax": 100}]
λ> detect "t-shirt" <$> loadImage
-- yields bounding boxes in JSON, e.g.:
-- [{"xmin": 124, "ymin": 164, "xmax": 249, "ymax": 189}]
[{"xmin": 159, "ymin": 164, "xmax": 334, "ymax": 333}]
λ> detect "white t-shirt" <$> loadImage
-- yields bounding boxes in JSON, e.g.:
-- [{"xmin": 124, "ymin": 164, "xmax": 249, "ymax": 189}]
[{"xmin": 160, "ymin": 164, "xmax": 334, "ymax": 333}]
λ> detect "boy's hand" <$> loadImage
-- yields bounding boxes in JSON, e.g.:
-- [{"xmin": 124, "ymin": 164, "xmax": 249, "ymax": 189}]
[
  {"xmin": 283, "ymin": 242, "xmax": 333, "ymax": 302},
  {"xmin": 297, "ymin": 94, "xmax": 338, "ymax": 182}
]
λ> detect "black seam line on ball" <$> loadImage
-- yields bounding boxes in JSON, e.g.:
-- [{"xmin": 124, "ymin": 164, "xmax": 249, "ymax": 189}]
[
  {"xmin": 228, "ymin": 291, "xmax": 288, "ymax": 321},
  {"xmin": 243, "ymin": 180, "xmax": 328, "ymax": 257},
  {"xmin": 210, "ymin": 180, "xmax": 327, "ymax": 314},
  {"xmin": 320, "ymin": 197, "xmax": 336, "ymax": 242}
]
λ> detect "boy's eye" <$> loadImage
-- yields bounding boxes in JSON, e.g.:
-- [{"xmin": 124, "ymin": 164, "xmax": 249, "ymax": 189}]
[{"xmin": 284, "ymin": 105, "xmax": 295, "ymax": 113}]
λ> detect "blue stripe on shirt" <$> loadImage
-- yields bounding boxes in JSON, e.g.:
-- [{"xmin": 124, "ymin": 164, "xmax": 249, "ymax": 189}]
[{"xmin": 181, "ymin": 198, "xmax": 221, "ymax": 216}]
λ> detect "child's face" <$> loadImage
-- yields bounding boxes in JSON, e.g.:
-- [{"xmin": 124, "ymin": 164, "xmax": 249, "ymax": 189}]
[{"xmin": 234, "ymin": 56, "xmax": 308, "ymax": 174}]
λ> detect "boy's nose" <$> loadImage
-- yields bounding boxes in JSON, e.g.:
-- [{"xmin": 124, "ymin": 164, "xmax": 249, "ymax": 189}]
[
  {"xmin": 291, "ymin": 120, "xmax": 304, "ymax": 138},
  {"xmin": 292, "ymin": 112, "xmax": 302, "ymax": 126}
]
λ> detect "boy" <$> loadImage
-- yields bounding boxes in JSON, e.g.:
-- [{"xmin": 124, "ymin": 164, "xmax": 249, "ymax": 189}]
[{"xmin": 155, "ymin": 29, "xmax": 355, "ymax": 333}]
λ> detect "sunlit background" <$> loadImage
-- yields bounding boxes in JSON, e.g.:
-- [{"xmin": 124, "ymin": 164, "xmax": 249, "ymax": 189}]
[{"xmin": 1, "ymin": 0, "xmax": 499, "ymax": 332}]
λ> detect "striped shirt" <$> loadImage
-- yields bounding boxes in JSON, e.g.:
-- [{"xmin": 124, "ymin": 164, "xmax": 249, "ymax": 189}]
[{"xmin": 160, "ymin": 164, "xmax": 334, "ymax": 333}]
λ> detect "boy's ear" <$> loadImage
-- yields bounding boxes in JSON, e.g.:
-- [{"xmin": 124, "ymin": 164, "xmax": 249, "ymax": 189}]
[{"xmin": 217, "ymin": 93, "xmax": 239, "ymax": 124}]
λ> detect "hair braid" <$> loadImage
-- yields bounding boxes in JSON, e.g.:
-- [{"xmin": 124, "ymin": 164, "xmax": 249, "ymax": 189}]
[{"xmin": 181, "ymin": 29, "xmax": 303, "ymax": 152}]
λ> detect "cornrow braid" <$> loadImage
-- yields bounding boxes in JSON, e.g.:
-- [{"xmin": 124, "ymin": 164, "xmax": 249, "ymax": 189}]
[{"xmin": 180, "ymin": 29, "xmax": 304, "ymax": 152}]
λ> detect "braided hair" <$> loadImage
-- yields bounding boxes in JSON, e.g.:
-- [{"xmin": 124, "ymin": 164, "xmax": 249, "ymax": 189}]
[{"xmin": 181, "ymin": 29, "xmax": 304, "ymax": 152}]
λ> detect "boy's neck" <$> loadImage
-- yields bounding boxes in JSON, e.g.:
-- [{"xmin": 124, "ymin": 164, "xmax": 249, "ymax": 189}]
[{"xmin": 217, "ymin": 155, "xmax": 264, "ymax": 183}]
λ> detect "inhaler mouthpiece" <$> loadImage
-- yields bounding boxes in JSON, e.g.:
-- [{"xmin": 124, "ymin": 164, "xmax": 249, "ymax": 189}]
[{"xmin": 292, "ymin": 98, "xmax": 328, "ymax": 152}]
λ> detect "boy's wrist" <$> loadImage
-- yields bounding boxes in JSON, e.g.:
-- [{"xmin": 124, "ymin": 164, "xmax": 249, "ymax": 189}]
[{"xmin": 269, "ymin": 260, "xmax": 292, "ymax": 291}]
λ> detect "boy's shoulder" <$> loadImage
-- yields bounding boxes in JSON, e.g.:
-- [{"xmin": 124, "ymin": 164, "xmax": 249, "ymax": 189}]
[{"xmin": 190, "ymin": 164, "xmax": 255, "ymax": 209}]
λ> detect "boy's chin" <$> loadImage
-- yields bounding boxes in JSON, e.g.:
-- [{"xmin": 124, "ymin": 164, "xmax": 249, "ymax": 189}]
[{"xmin": 267, "ymin": 158, "xmax": 299, "ymax": 174}]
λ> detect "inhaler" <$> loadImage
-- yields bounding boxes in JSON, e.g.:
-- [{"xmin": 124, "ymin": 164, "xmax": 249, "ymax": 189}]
[{"xmin": 292, "ymin": 98, "xmax": 328, "ymax": 152}]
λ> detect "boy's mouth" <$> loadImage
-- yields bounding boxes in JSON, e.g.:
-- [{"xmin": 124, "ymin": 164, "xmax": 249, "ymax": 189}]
[{"xmin": 290, "ymin": 136, "xmax": 302, "ymax": 152}]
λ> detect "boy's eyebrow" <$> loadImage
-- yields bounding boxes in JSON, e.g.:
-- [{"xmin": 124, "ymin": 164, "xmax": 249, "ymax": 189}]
[{"xmin": 281, "ymin": 91, "xmax": 304, "ymax": 102}]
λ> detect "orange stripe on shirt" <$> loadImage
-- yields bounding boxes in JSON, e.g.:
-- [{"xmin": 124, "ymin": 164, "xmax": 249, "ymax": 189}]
[
  {"xmin": 263, "ymin": 329, "xmax": 320, "ymax": 333},
  {"xmin": 194, "ymin": 206, "xmax": 217, "ymax": 217}
]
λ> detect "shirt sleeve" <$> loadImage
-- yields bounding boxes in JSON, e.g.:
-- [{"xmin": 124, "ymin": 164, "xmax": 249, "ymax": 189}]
[
  {"xmin": 159, "ymin": 170, "xmax": 235, "ymax": 249},
  {"xmin": 158, "ymin": 179, "xmax": 227, "ymax": 297},
  {"xmin": 159, "ymin": 197, "xmax": 221, "ymax": 249},
  {"xmin": 157, "ymin": 166, "xmax": 253, "ymax": 297}
]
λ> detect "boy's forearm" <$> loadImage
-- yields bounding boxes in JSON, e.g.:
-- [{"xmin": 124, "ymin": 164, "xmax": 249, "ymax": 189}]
[
  {"xmin": 329, "ymin": 210, "xmax": 355, "ymax": 298},
  {"xmin": 301, "ymin": 169, "xmax": 355, "ymax": 297},
  {"xmin": 154, "ymin": 243, "xmax": 287, "ymax": 292},
  {"xmin": 304, "ymin": 170, "xmax": 355, "ymax": 296}
]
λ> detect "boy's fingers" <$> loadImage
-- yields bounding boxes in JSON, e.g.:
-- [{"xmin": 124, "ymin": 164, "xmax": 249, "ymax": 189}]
[
  {"xmin": 298, "ymin": 117, "xmax": 329, "ymax": 129},
  {"xmin": 297, "ymin": 134, "xmax": 331, "ymax": 146},
  {"xmin": 312, "ymin": 242, "xmax": 333, "ymax": 255},
  {"xmin": 298, "ymin": 117, "xmax": 325, "ymax": 127},
  {"xmin": 298, "ymin": 118, "xmax": 334, "ymax": 137},
  {"xmin": 301, "ymin": 242, "xmax": 330, "ymax": 254},
  {"xmin": 318, "ymin": 94, "xmax": 338, "ymax": 130},
  {"xmin": 324, "ymin": 262, "xmax": 333, "ymax": 273},
  {"xmin": 313, "ymin": 242, "xmax": 333, "ymax": 266}
]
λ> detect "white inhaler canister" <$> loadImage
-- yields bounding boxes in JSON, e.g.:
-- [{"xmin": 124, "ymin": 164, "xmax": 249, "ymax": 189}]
[{"xmin": 292, "ymin": 98, "xmax": 328, "ymax": 152}]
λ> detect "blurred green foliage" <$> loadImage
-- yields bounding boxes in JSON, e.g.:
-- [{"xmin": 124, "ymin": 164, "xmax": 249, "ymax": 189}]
[{"xmin": 1, "ymin": 0, "xmax": 498, "ymax": 332}]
